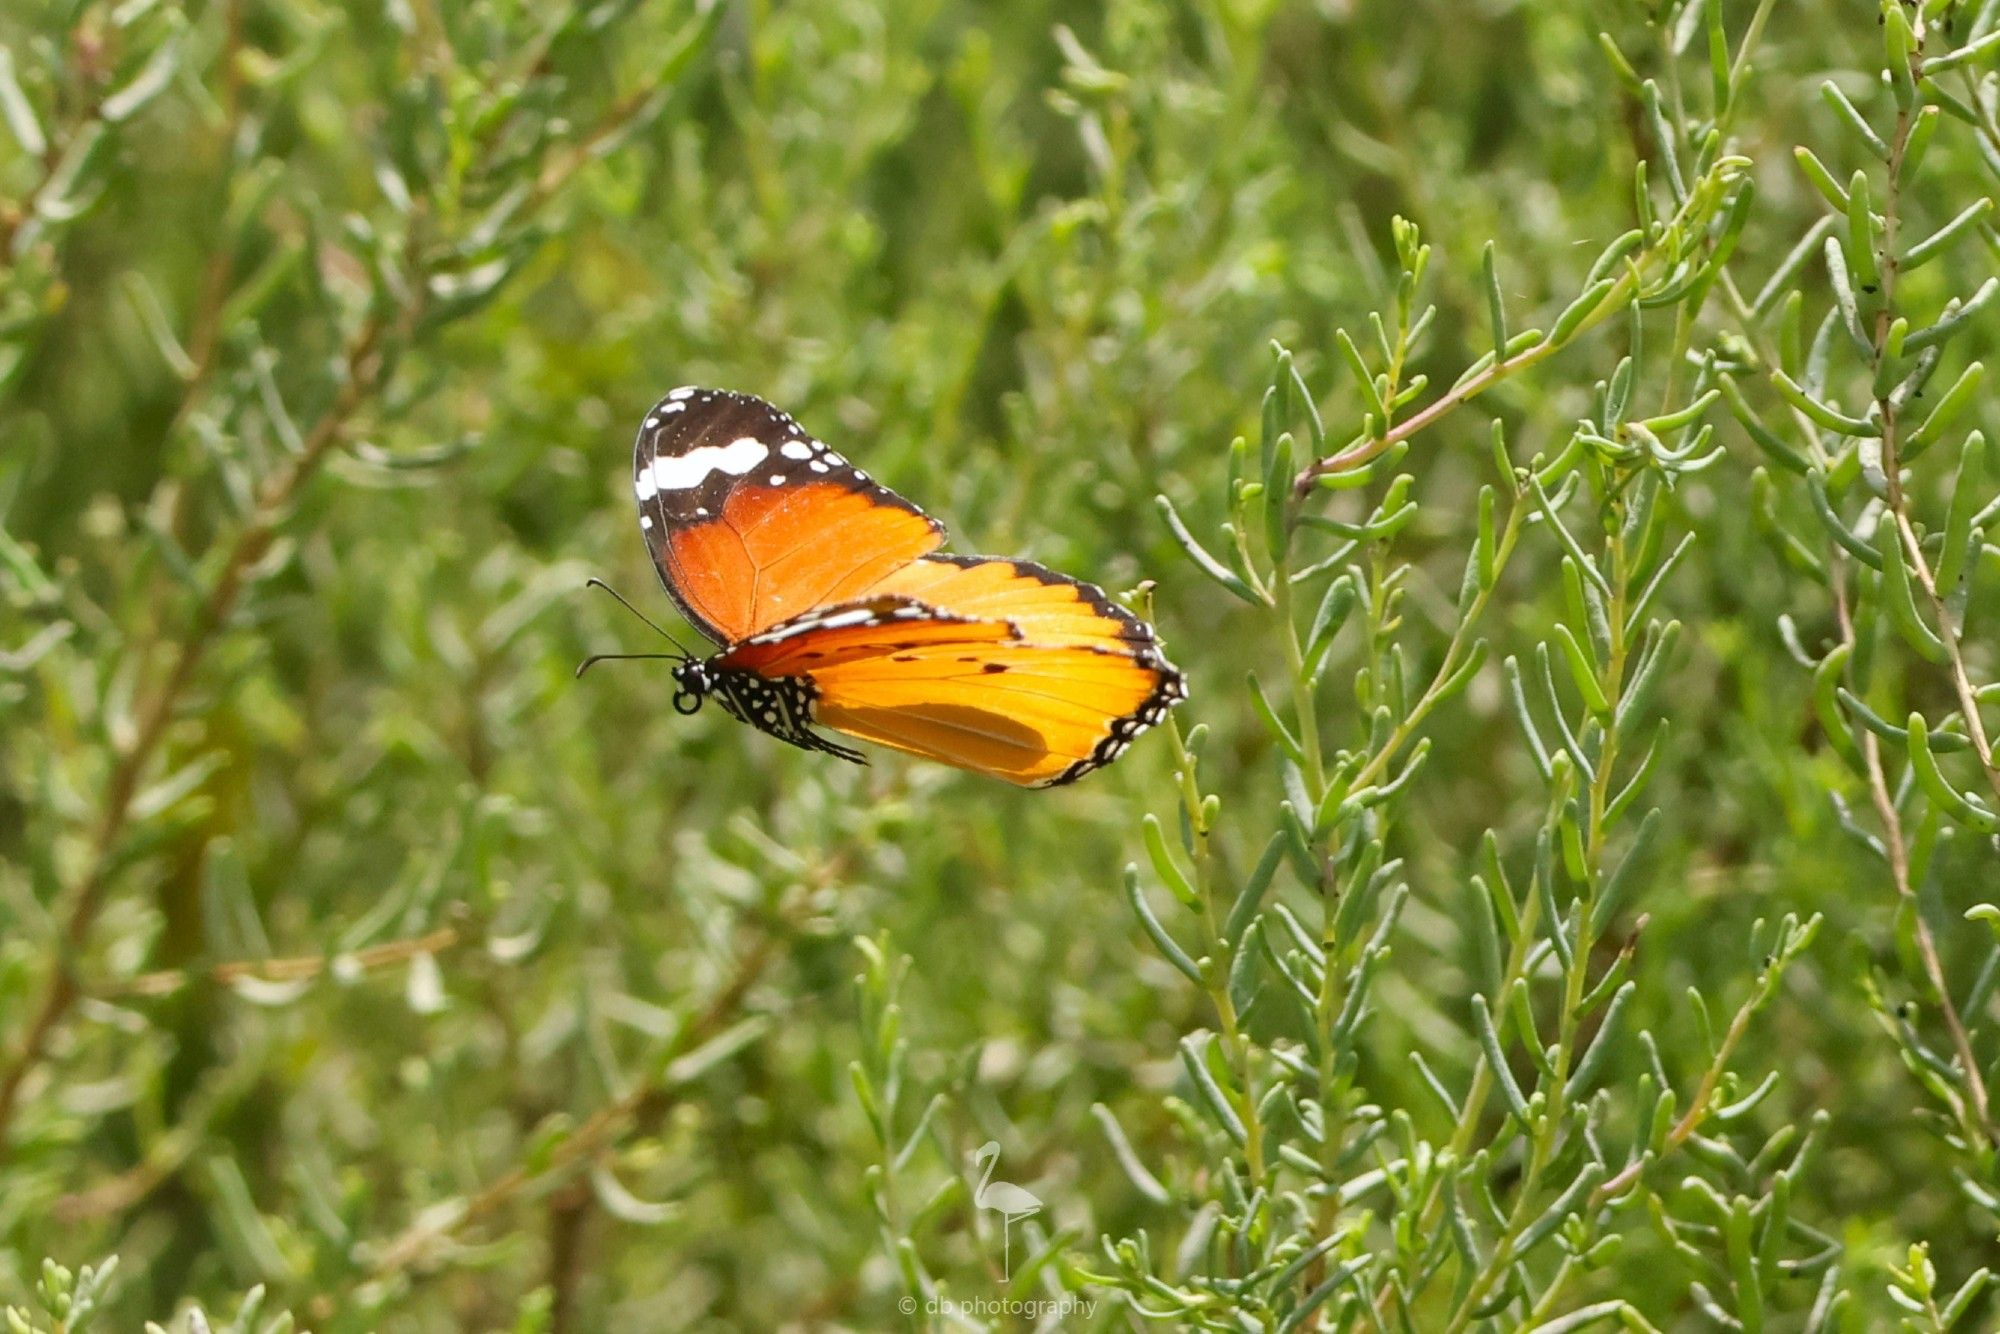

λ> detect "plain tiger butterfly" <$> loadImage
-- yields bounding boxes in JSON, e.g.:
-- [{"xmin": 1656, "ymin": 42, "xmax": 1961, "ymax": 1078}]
[{"xmin": 586, "ymin": 387, "xmax": 1186, "ymax": 787}]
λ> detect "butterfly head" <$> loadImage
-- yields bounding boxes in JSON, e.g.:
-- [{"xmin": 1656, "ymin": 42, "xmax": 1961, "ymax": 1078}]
[{"xmin": 671, "ymin": 659, "xmax": 711, "ymax": 715}]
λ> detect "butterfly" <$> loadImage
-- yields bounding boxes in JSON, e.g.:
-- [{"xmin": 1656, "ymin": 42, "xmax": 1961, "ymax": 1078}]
[{"xmin": 586, "ymin": 386, "xmax": 1186, "ymax": 787}]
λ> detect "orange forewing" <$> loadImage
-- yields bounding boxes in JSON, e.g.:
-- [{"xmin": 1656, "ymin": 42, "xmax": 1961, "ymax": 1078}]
[{"xmin": 658, "ymin": 480, "xmax": 943, "ymax": 644}]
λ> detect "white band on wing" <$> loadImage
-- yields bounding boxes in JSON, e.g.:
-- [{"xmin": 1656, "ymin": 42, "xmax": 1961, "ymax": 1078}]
[{"xmin": 635, "ymin": 436, "xmax": 770, "ymax": 500}]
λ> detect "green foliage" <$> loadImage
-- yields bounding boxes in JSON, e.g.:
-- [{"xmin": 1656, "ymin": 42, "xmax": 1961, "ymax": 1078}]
[{"xmin": 7, "ymin": 0, "xmax": 2000, "ymax": 1327}]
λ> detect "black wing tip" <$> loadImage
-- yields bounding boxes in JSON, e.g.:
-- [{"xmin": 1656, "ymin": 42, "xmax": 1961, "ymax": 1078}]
[
  {"xmin": 633, "ymin": 386, "xmax": 794, "ymax": 449},
  {"xmin": 1039, "ymin": 654, "xmax": 1188, "ymax": 788},
  {"xmin": 635, "ymin": 387, "xmax": 939, "ymax": 531},
  {"xmin": 641, "ymin": 384, "xmax": 747, "ymax": 414}
]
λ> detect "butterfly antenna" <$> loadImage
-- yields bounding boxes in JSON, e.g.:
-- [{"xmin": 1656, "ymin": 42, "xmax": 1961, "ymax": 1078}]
[{"xmin": 584, "ymin": 578, "xmax": 695, "ymax": 659}]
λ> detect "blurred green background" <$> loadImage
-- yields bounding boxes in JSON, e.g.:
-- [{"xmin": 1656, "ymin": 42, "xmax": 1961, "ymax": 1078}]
[{"xmin": 5, "ymin": 0, "xmax": 2000, "ymax": 1328}]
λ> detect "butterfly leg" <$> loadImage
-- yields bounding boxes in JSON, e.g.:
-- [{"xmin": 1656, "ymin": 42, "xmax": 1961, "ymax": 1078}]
[{"xmin": 800, "ymin": 729, "xmax": 867, "ymax": 765}]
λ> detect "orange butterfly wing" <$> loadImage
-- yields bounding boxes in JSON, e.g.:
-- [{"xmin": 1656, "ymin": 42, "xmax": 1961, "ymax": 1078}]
[
  {"xmin": 634, "ymin": 388, "xmax": 942, "ymax": 644},
  {"xmin": 867, "ymin": 553, "xmax": 1162, "ymax": 654},
  {"xmin": 718, "ymin": 559, "xmax": 1184, "ymax": 787},
  {"xmin": 812, "ymin": 639, "xmax": 1180, "ymax": 787}
]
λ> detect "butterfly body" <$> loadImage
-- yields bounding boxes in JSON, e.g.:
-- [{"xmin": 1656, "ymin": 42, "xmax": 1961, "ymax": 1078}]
[
  {"xmin": 672, "ymin": 657, "xmax": 863, "ymax": 764},
  {"xmin": 628, "ymin": 387, "xmax": 1184, "ymax": 786}
]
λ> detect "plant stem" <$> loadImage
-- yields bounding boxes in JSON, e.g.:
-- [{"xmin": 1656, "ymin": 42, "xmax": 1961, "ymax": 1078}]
[
  {"xmin": 1290, "ymin": 168, "xmax": 1739, "ymax": 495},
  {"xmin": 1273, "ymin": 553, "xmax": 1326, "ymax": 795},
  {"xmin": 1440, "ymin": 493, "xmax": 1635, "ymax": 1333},
  {"xmin": 1865, "ymin": 80, "xmax": 1998, "ymax": 1145},
  {"xmin": 1593, "ymin": 967, "xmax": 1765, "ymax": 1207},
  {"xmin": 1167, "ymin": 716, "xmax": 1269, "ymax": 1187},
  {"xmin": 0, "ymin": 312, "xmax": 391, "ymax": 1158},
  {"xmin": 367, "ymin": 922, "xmax": 778, "ymax": 1277},
  {"xmin": 109, "ymin": 923, "xmax": 464, "ymax": 999}
]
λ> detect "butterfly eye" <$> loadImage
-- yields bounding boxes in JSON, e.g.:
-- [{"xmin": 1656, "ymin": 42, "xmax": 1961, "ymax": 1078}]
[{"xmin": 670, "ymin": 663, "xmax": 708, "ymax": 714}]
